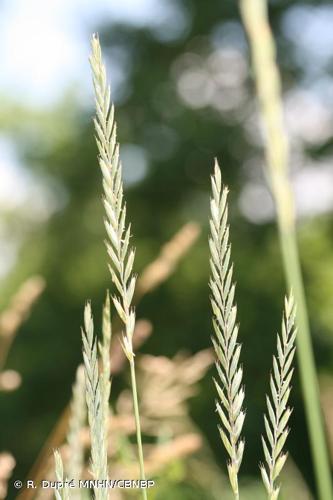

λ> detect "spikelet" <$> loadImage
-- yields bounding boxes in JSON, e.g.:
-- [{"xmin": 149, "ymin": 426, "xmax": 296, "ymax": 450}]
[
  {"xmin": 66, "ymin": 364, "xmax": 86, "ymax": 494},
  {"xmin": 54, "ymin": 450, "xmax": 69, "ymax": 500},
  {"xmin": 81, "ymin": 302, "xmax": 108, "ymax": 500},
  {"xmin": 209, "ymin": 159, "xmax": 245, "ymax": 498},
  {"xmin": 98, "ymin": 291, "xmax": 112, "ymax": 431},
  {"xmin": 260, "ymin": 293, "xmax": 297, "ymax": 500}
]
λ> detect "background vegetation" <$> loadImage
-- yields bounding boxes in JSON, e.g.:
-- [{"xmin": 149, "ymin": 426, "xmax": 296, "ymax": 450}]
[{"xmin": 0, "ymin": 0, "xmax": 333, "ymax": 498}]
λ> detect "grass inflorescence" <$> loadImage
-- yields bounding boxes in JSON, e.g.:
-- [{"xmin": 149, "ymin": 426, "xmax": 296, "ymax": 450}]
[
  {"xmin": 260, "ymin": 294, "xmax": 297, "ymax": 500},
  {"xmin": 209, "ymin": 161, "xmax": 297, "ymax": 499},
  {"xmin": 209, "ymin": 160, "xmax": 245, "ymax": 499},
  {"xmin": 89, "ymin": 33, "xmax": 147, "ymax": 499},
  {"xmin": 48, "ymin": 32, "xmax": 302, "ymax": 500}
]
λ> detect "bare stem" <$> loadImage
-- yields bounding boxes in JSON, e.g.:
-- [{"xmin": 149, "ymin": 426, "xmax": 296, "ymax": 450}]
[
  {"xmin": 130, "ymin": 359, "xmax": 148, "ymax": 500},
  {"xmin": 240, "ymin": 1, "xmax": 333, "ymax": 499}
]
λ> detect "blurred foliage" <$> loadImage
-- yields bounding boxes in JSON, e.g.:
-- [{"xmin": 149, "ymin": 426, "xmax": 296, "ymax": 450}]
[{"xmin": 0, "ymin": 0, "xmax": 333, "ymax": 498}]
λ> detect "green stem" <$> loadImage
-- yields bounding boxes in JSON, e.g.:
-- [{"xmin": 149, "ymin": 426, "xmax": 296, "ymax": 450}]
[
  {"xmin": 278, "ymin": 224, "xmax": 332, "ymax": 500},
  {"xmin": 130, "ymin": 358, "xmax": 148, "ymax": 500},
  {"xmin": 239, "ymin": 1, "xmax": 333, "ymax": 498}
]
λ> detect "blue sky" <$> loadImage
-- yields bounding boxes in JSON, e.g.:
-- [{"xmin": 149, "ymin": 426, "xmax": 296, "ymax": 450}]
[
  {"xmin": 1, "ymin": 1, "xmax": 333, "ymax": 105},
  {"xmin": 0, "ymin": 0, "xmax": 183, "ymax": 277},
  {"xmin": 0, "ymin": 0, "xmax": 183, "ymax": 105}
]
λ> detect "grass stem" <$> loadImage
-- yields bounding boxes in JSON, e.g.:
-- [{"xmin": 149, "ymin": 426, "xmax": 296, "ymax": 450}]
[
  {"xmin": 240, "ymin": 1, "xmax": 333, "ymax": 498},
  {"xmin": 130, "ymin": 358, "xmax": 148, "ymax": 500}
]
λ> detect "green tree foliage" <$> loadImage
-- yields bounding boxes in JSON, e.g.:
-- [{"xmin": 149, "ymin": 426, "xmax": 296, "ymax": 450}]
[{"xmin": 0, "ymin": 1, "xmax": 332, "ymax": 497}]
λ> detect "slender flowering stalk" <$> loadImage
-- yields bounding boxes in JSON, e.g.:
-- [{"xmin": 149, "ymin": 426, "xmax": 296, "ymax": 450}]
[
  {"xmin": 54, "ymin": 450, "xmax": 69, "ymax": 500},
  {"xmin": 209, "ymin": 160, "xmax": 245, "ymax": 499},
  {"xmin": 239, "ymin": 2, "xmax": 333, "ymax": 499},
  {"xmin": 89, "ymin": 34, "xmax": 147, "ymax": 499},
  {"xmin": 82, "ymin": 302, "xmax": 108, "ymax": 500},
  {"xmin": 260, "ymin": 294, "xmax": 297, "ymax": 500}
]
